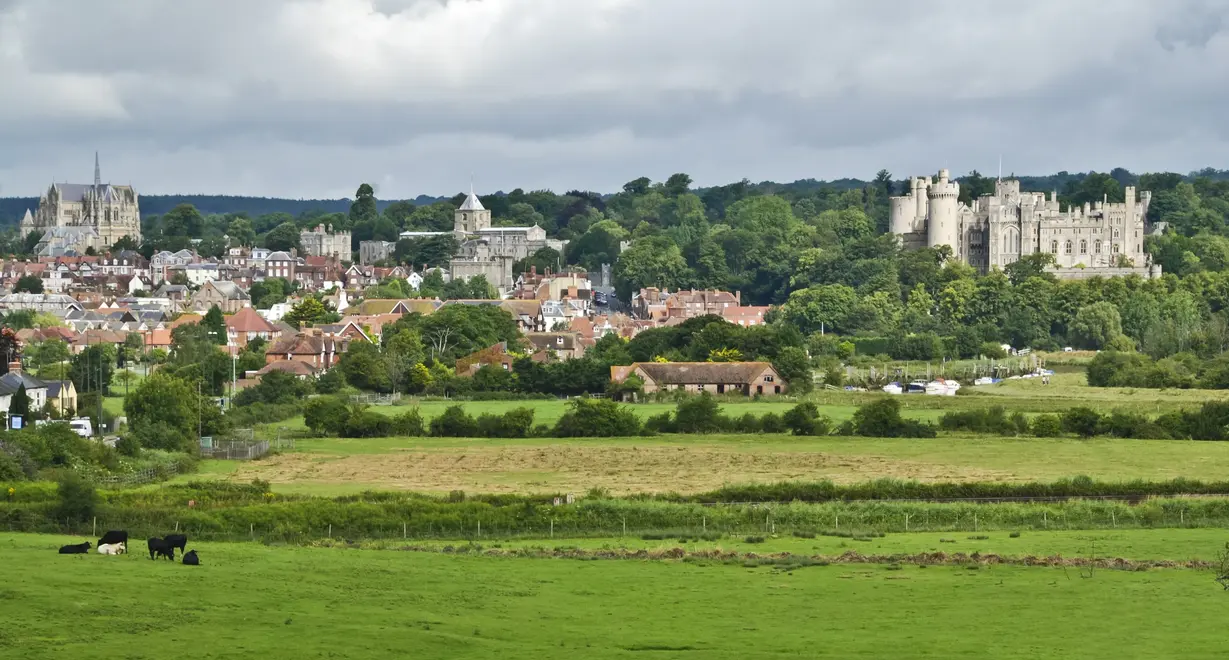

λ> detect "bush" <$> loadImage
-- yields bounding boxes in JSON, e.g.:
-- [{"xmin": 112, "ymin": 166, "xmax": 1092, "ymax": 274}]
[
  {"xmin": 674, "ymin": 393, "xmax": 724, "ymax": 434},
  {"xmin": 851, "ymin": 399, "xmax": 936, "ymax": 438},
  {"xmin": 978, "ymin": 342, "xmax": 1007, "ymax": 359},
  {"xmin": 734, "ymin": 413, "xmax": 761, "ymax": 434},
  {"xmin": 115, "ymin": 433, "xmax": 142, "ymax": 458},
  {"xmin": 1030, "ymin": 414, "xmax": 1062, "ymax": 437},
  {"xmin": 782, "ymin": 402, "xmax": 832, "ymax": 436},
  {"xmin": 131, "ymin": 420, "xmax": 193, "ymax": 452},
  {"xmin": 939, "ymin": 407, "xmax": 1018, "ymax": 435},
  {"xmin": 1060, "ymin": 407, "xmax": 1103, "ymax": 438},
  {"xmin": 475, "ymin": 408, "xmax": 535, "ymax": 438},
  {"xmin": 304, "ymin": 396, "xmax": 351, "ymax": 436},
  {"xmin": 343, "ymin": 410, "xmax": 393, "ymax": 438},
  {"xmin": 430, "ymin": 405, "xmax": 479, "ymax": 437},
  {"xmin": 643, "ymin": 412, "xmax": 676, "ymax": 434},
  {"xmin": 390, "ymin": 409, "xmax": 426, "ymax": 436},
  {"xmin": 55, "ymin": 471, "xmax": 98, "ymax": 523},
  {"xmin": 552, "ymin": 398, "xmax": 642, "ymax": 437},
  {"xmin": 759, "ymin": 413, "xmax": 787, "ymax": 434}
]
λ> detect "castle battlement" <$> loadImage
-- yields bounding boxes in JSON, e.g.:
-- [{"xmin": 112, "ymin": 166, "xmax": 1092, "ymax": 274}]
[{"xmin": 890, "ymin": 169, "xmax": 1160, "ymax": 280}]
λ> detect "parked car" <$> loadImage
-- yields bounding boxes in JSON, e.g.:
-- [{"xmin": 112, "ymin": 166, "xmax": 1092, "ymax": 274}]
[{"xmin": 69, "ymin": 418, "xmax": 93, "ymax": 438}]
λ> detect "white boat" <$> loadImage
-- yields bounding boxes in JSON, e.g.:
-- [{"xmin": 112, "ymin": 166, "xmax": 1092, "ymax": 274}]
[
  {"xmin": 882, "ymin": 382, "xmax": 903, "ymax": 395},
  {"xmin": 973, "ymin": 376, "xmax": 996, "ymax": 386},
  {"xmin": 906, "ymin": 381, "xmax": 927, "ymax": 394}
]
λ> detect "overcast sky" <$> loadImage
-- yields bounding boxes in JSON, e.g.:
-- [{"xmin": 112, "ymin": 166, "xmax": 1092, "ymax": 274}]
[{"xmin": 1, "ymin": 0, "xmax": 1227, "ymax": 200}]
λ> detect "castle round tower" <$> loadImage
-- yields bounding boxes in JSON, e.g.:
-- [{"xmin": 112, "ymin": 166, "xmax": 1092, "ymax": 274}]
[{"xmin": 926, "ymin": 169, "xmax": 960, "ymax": 251}]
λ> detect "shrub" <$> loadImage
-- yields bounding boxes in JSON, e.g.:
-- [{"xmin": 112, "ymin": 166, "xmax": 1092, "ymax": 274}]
[
  {"xmin": 390, "ymin": 409, "xmax": 426, "ymax": 436},
  {"xmin": 978, "ymin": 342, "xmax": 1007, "ymax": 359},
  {"xmin": 343, "ymin": 410, "xmax": 393, "ymax": 438},
  {"xmin": 643, "ymin": 412, "xmax": 676, "ymax": 434},
  {"xmin": 1060, "ymin": 407, "xmax": 1103, "ymax": 438},
  {"xmin": 674, "ymin": 393, "xmax": 724, "ymax": 434},
  {"xmin": 1030, "ymin": 414, "xmax": 1063, "ymax": 437},
  {"xmin": 939, "ymin": 407, "xmax": 1017, "ymax": 435},
  {"xmin": 131, "ymin": 420, "xmax": 192, "ymax": 452},
  {"xmin": 475, "ymin": 408, "xmax": 535, "ymax": 438},
  {"xmin": 552, "ymin": 398, "xmax": 641, "ymax": 437},
  {"xmin": 55, "ymin": 471, "xmax": 98, "ymax": 523},
  {"xmin": 759, "ymin": 412, "xmax": 787, "ymax": 434},
  {"xmin": 734, "ymin": 413, "xmax": 761, "ymax": 434},
  {"xmin": 430, "ymin": 405, "xmax": 479, "ymax": 437},
  {"xmin": 743, "ymin": 536, "xmax": 765, "ymax": 544},
  {"xmin": 115, "ymin": 433, "xmax": 142, "ymax": 458},
  {"xmin": 782, "ymin": 402, "xmax": 832, "ymax": 436},
  {"xmin": 851, "ymin": 399, "xmax": 935, "ymax": 438},
  {"xmin": 304, "ymin": 396, "xmax": 350, "ymax": 436}
]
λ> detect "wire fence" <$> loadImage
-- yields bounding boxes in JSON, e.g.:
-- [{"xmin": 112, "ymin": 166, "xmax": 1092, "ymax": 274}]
[
  {"xmin": 350, "ymin": 393, "xmax": 404, "ymax": 406},
  {"xmin": 30, "ymin": 503, "xmax": 1229, "ymax": 545},
  {"xmin": 93, "ymin": 463, "xmax": 187, "ymax": 488}
]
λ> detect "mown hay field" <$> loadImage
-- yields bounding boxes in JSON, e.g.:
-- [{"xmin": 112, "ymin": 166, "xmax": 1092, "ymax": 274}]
[
  {"xmin": 197, "ymin": 434, "xmax": 1229, "ymax": 496},
  {"xmin": 2, "ymin": 531, "xmax": 1224, "ymax": 660}
]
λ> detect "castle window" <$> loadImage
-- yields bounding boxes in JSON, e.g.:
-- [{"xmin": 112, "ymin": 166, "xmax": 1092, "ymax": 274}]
[
  {"xmin": 1064, "ymin": 240, "xmax": 1072, "ymax": 255},
  {"xmin": 1080, "ymin": 240, "xmax": 1087, "ymax": 254},
  {"xmin": 1095, "ymin": 241, "xmax": 1102, "ymax": 254},
  {"xmin": 1112, "ymin": 244, "xmax": 1120, "ymax": 253},
  {"xmin": 1113, "ymin": 229, "xmax": 1120, "ymax": 238},
  {"xmin": 1050, "ymin": 240, "xmax": 1058, "ymax": 254}
]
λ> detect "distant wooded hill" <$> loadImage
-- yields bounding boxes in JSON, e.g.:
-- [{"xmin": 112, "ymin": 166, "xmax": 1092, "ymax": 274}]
[
  {"xmin": 0, "ymin": 194, "xmax": 448, "ymax": 226},
  {"xmin": 2, "ymin": 168, "xmax": 1225, "ymax": 226}
]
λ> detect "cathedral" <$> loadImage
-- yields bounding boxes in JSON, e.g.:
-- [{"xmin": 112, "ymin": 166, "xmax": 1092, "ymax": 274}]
[
  {"xmin": 21, "ymin": 154, "xmax": 141, "ymax": 255},
  {"xmin": 889, "ymin": 169, "xmax": 1162, "ymax": 280}
]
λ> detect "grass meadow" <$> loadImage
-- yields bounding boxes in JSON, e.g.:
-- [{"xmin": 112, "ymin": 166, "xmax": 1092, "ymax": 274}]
[{"xmin": 3, "ymin": 531, "xmax": 1226, "ymax": 660}]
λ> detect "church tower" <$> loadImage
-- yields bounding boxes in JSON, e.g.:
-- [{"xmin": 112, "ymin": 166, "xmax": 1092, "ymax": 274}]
[{"xmin": 454, "ymin": 184, "xmax": 491, "ymax": 234}]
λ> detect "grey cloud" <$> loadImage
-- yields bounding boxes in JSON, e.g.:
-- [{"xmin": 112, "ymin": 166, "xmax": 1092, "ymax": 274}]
[{"xmin": 1, "ymin": 0, "xmax": 1228, "ymax": 200}]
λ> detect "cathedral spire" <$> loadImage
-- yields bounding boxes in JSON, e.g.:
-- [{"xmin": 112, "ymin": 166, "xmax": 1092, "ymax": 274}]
[{"xmin": 94, "ymin": 152, "xmax": 101, "ymax": 188}]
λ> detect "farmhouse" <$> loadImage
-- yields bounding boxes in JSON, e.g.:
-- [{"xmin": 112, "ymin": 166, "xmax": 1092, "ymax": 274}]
[{"xmin": 610, "ymin": 361, "xmax": 787, "ymax": 396}]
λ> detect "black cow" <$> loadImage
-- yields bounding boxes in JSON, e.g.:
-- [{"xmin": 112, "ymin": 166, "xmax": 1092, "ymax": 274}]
[
  {"xmin": 98, "ymin": 530, "xmax": 128, "ymax": 548},
  {"xmin": 182, "ymin": 550, "xmax": 200, "ymax": 566},
  {"xmin": 147, "ymin": 537, "xmax": 174, "ymax": 561},
  {"xmin": 58, "ymin": 542, "xmax": 91, "ymax": 554},
  {"xmin": 164, "ymin": 534, "xmax": 187, "ymax": 558}
]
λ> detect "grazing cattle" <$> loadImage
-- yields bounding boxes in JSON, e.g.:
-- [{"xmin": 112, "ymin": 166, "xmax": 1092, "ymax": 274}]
[
  {"xmin": 147, "ymin": 537, "xmax": 174, "ymax": 561},
  {"xmin": 98, "ymin": 530, "xmax": 128, "ymax": 548},
  {"xmin": 97, "ymin": 542, "xmax": 126, "ymax": 556},
  {"xmin": 182, "ymin": 550, "xmax": 200, "ymax": 566},
  {"xmin": 164, "ymin": 534, "xmax": 188, "ymax": 557},
  {"xmin": 58, "ymin": 542, "xmax": 91, "ymax": 554}
]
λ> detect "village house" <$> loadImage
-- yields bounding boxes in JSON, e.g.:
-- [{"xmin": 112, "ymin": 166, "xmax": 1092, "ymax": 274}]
[
  {"xmin": 524, "ymin": 332, "xmax": 587, "ymax": 360},
  {"xmin": 0, "ymin": 366, "xmax": 49, "ymax": 414},
  {"xmin": 610, "ymin": 361, "xmax": 787, "ymax": 396},
  {"xmin": 190, "ymin": 280, "xmax": 251, "ymax": 314},
  {"xmin": 455, "ymin": 341, "xmax": 550, "ymax": 376},
  {"xmin": 225, "ymin": 307, "xmax": 283, "ymax": 347},
  {"xmin": 264, "ymin": 330, "xmax": 349, "ymax": 372}
]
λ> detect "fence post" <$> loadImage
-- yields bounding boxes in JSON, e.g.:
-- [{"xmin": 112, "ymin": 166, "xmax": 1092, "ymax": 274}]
[
  {"xmin": 1043, "ymin": 511, "xmax": 1047, "ymax": 529},
  {"xmin": 835, "ymin": 513, "xmax": 839, "ymax": 529},
  {"xmin": 550, "ymin": 519, "xmax": 554, "ymax": 538},
  {"xmin": 328, "ymin": 524, "xmax": 332, "ymax": 539},
  {"xmin": 477, "ymin": 519, "xmax": 481, "ymax": 538},
  {"xmin": 403, "ymin": 522, "xmax": 407, "ymax": 539},
  {"xmin": 250, "ymin": 523, "xmax": 254, "ymax": 541},
  {"xmin": 175, "ymin": 521, "xmax": 179, "ymax": 532},
  {"xmin": 622, "ymin": 517, "xmax": 627, "ymax": 537},
  {"xmin": 702, "ymin": 517, "xmax": 706, "ymax": 533},
  {"xmin": 92, "ymin": 517, "xmax": 96, "ymax": 537},
  {"xmin": 1111, "ymin": 511, "xmax": 1116, "ymax": 528},
  {"xmin": 905, "ymin": 513, "xmax": 909, "ymax": 532},
  {"xmin": 974, "ymin": 513, "xmax": 978, "ymax": 532}
]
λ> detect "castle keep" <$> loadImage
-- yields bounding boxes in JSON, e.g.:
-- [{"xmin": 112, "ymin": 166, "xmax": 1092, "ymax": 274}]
[{"xmin": 890, "ymin": 169, "xmax": 1161, "ymax": 279}]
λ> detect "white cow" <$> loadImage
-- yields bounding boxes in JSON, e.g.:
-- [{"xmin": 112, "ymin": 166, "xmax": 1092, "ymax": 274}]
[{"xmin": 97, "ymin": 542, "xmax": 126, "ymax": 555}]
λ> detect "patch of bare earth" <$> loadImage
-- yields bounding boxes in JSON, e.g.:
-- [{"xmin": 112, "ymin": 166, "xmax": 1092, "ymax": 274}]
[{"xmin": 226, "ymin": 446, "xmax": 1013, "ymax": 494}]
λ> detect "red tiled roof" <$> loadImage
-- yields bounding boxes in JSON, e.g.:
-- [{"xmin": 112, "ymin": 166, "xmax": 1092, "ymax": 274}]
[{"xmin": 226, "ymin": 307, "xmax": 279, "ymax": 334}]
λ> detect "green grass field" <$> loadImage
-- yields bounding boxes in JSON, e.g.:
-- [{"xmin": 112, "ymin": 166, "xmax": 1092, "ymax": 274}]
[{"xmin": 2, "ymin": 531, "xmax": 1223, "ymax": 659}]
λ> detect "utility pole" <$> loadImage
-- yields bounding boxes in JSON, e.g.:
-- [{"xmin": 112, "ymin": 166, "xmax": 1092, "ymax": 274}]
[{"xmin": 197, "ymin": 380, "xmax": 202, "ymax": 440}]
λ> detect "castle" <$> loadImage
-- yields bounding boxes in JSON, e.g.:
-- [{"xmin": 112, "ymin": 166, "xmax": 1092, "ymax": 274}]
[
  {"xmin": 21, "ymin": 154, "xmax": 142, "ymax": 256},
  {"xmin": 889, "ymin": 169, "xmax": 1162, "ymax": 279}
]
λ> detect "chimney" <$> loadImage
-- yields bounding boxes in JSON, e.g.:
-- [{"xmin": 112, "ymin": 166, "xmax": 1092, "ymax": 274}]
[
  {"xmin": 8, "ymin": 361, "xmax": 21, "ymax": 373},
  {"xmin": 735, "ymin": 291, "xmax": 741, "ymax": 305}
]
